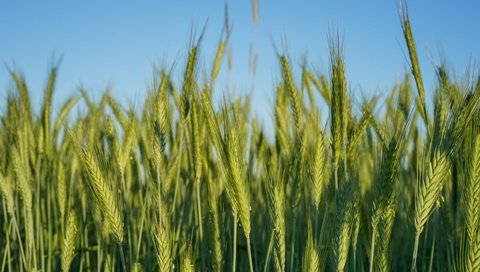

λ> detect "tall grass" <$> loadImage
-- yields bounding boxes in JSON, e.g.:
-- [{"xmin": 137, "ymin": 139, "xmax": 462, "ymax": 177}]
[{"xmin": 1, "ymin": 8, "xmax": 480, "ymax": 272}]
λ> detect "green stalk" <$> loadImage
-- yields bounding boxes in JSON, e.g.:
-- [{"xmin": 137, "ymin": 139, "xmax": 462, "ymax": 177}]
[
  {"xmin": 1, "ymin": 211, "xmax": 12, "ymax": 272},
  {"xmin": 196, "ymin": 184, "xmax": 204, "ymax": 239},
  {"xmin": 246, "ymin": 237, "xmax": 255, "ymax": 272},
  {"xmin": 319, "ymin": 202, "xmax": 329, "ymax": 245},
  {"xmin": 196, "ymin": 183, "xmax": 206, "ymax": 270},
  {"xmin": 12, "ymin": 214, "xmax": 27, "ymax": 269},
  {"xmin": 411, "ymin": 232, "xmax": 420, "ymax": 272},
  {"xmin": 233, "ymin": 214, "xmax": 237, "ymax": 272},
  {"xmin": 314, "ymin": 208, "xmax": 320, "ymax": 239},
  {"xmin": 119, "ymin": 245, "xmax": 127, "ymax": 272},
  {"xmin": 428, "ymin": 230, "xmax": 435, "ymax": 272},
  {"xmin": 263, "ymin": 231, "xmax": 275, "ymax": 272},
  {"xmin": 172, "ymin": 126, "xmax": 185, "ymax": 215},
  {"xmin": 369, "ymin": 226, "xmax": 376, "ymax": 272},
  {"xmin": 353, "ymin": 247, "xmax": 357, "ymax": 272},
  {"xmin": 289, "ymin": 215, "xmax": 297, "ymax": 272},
  {"xmin": 135, "ymin": 202, "xmax": 147, "ymax": 263}
]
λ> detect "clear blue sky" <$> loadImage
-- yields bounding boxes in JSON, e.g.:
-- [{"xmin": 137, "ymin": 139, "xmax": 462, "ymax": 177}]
[{"xmin": 1, "ymin": 1, "xmax": 479, "ymax": 130}]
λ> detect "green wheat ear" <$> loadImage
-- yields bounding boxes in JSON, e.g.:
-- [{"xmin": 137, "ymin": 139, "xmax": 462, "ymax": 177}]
[
  {"xmin": 81, "ymin": 147, "xmax": 124, "ymax": 243},
  {"xmin": 211, "ymin": 37, "xmax": 227, "ymax": 86},
  {"xmin": 464, "ymin": 134, "xmax": 480, "ymax": 243},
  {"xmin": 280, "ymin": 55, "xmax": 303, "ymax": 134},
  {"xmin": 62, "ymin": 211, "xmax": 78, "ymax": 272},
  {"xmin": 414, "ymin": 150, "xmax": 449, "ymax": 234},
  {"xmin": 154, "ymin": 220, "xmax": 174, "ymax": 272},
  {"xmin": 57, "ymin": 162, "xmax": 67, "ymax": 219},
  {"xmin": 329, "ymin": 34, "xmax": 350, "ymax": 190},
  {"xmin": 180, "ymin": 247, "xmax": 195, "ymax": 272},
  {"xmin": 466, "ymin": 222, "xmax": 480, "ymax": 272},
  {"xmin": 335, "ymin": 178, "xmax": 354, "ymax": 272},
  {"xmin": 302, "ymin": 224, "xmax": 321, "ymax": 272},
  {"xmin": 464, "ymin": 134, "xmax": 480, "ymax": 271},
  {"xmin": 268, "ymin": 173, "xmax": 286, "ymax": 272},
  {"xmin": 311, "ymin": 131, "xmax": 325, "ymax": 210},
  {"xmin": 1, "ymin": 10, "xmax": 479, "ymax": 272},
  {"xmin": 411, "ymin": 148, "xmax": 450, "ymax": 271},
  {"xmin": 0, "ymin": 174, "xmax": 15, "ymax": 216},
  {"xmin": 400, "ymin": 3, "xmax": 428, "ymax": 125}
]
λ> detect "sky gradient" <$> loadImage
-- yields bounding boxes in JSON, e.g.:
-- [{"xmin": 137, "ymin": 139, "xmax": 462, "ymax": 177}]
[{"xmin": 1, "ymin": 1, "xmax": 479, "ymax": 129}]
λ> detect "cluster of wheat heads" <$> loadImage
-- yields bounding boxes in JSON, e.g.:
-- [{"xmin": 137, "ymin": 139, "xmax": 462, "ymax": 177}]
[{"xmin": 1, "ymin": 10, "xmax": 480, "ymax": 272}]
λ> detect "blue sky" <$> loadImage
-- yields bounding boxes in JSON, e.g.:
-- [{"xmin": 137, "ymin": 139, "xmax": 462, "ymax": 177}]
[{"xmin": 1, "ymin": 1, "xmax": 479, "ymax": 129}]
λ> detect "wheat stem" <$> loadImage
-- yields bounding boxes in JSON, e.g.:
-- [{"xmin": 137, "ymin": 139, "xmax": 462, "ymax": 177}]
[
  {"xmin": 247, "ymin": 237, "xmax": 255, "ymax": 272},
  {"xmin": 411, "ymin": 232, "xmax": 420, "ymax": 272}
]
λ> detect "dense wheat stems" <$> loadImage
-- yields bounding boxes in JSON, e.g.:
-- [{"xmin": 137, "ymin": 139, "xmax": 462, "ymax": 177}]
[
  {"xmin": 369, "ymin": 125, "xmax": 407, "ymax": 272},
  {"xmin": 1, "ymin": 8, "xmax": 480, "ymax": 271}
]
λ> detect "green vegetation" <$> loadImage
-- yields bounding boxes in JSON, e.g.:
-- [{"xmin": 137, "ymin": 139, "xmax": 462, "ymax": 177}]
[{"xmin": 1, "ymin": 8, "xmax": 480, "ymax": 272}]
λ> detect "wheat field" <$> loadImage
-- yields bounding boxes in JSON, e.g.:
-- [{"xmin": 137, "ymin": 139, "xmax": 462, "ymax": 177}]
[{"xmin": 1, "ymin": 8, "xmax": 480, "ymax": 272}]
